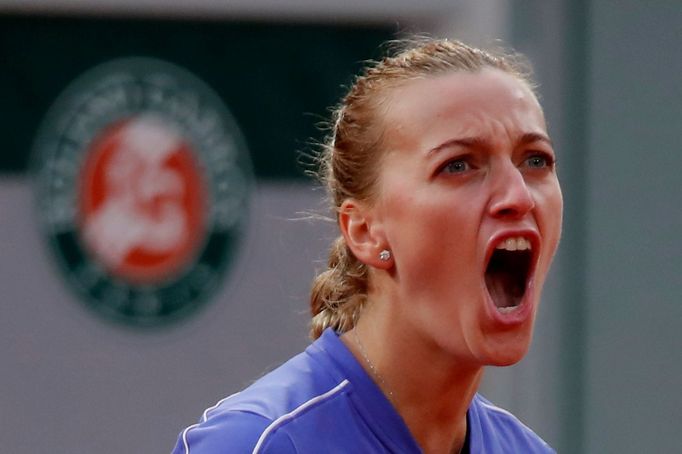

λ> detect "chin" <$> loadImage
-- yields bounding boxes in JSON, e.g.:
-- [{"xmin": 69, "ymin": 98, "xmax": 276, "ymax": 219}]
[
  {"xmin": 480, "ymin": 327, "xmax": 535, "ymax": 367},
  {"xmin": 486, "ymin": 348, "xmax": 529, "ymax": 367}
]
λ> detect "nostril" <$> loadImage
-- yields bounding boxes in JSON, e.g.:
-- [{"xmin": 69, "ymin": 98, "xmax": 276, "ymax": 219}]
[
  {"xmin": 490, "ymin": 197, "xmax": 534, "ymax": 219},
  {"xmin": 489, "ymin": 186, "xmax": 535, "ymax": 219},
  {"xmin": 495, "ymin": 207, "xmax": 519, "ymax": 218},
  {"xmin": 487, "ymin": 164, "xmax": 536, "ymax": 218}
]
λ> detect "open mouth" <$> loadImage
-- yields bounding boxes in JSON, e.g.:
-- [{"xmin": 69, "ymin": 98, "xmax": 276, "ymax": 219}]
[{"xmin": 484, "ymin": 236, "xmax": 534, "ymax": 312}]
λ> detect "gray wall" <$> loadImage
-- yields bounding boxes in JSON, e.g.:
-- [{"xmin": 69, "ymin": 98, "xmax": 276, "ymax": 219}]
[{"xmin": 585, "ymin": 1, "xmax": 682, "ymax": 452}]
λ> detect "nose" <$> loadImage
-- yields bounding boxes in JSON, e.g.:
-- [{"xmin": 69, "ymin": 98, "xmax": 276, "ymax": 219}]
[{"xmin": 488, "ymin": 164, "xmax": 535, "ymax": 219}]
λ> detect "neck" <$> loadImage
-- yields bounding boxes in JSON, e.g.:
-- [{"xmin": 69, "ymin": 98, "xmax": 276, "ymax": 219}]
[{"xmin": 342, "ymin": 305, "xmax": 483, "ymax": 454}]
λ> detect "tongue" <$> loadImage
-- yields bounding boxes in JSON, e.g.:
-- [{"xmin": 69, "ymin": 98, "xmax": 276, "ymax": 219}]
[{"xmin": 485, "ymin": 268, "xmax": 524, "ymax": 308}]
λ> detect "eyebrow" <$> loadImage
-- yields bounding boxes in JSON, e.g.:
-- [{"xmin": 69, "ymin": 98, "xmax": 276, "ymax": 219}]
[
  {"xmin": 427, "ymin": 132, "xmax": 553, "ymax": 156},
  {"xmin": 518, "ymin": 132, "xmax": 554, "ymax": 147}
]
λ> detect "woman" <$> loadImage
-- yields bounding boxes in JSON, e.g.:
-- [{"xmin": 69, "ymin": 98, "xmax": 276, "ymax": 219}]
[{"xmin": 173, "ymin": 38, "xmax": 562, "ymax": 453}]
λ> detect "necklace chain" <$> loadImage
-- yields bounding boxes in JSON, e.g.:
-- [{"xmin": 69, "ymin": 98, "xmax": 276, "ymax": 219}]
[
  {"xmin": 353, "ymin": 329, "xmax": 468, "ymax": 454},
  {"xmin": 354, "ymin": 329, "xmax": 468, "ymax": 454},
  {"xmin": 353, "ymin": 328, "xmax": 394, "ymax": 401}
]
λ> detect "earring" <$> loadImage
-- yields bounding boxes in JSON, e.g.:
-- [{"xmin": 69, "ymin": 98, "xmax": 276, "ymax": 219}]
[{"xmin": 378, "ymin": 249, "xmax": 391, "ymax": 261}]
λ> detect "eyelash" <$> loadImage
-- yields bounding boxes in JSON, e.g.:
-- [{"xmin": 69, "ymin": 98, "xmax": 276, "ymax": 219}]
[
  {"xmin": 523, "ymin": 151, "xmax": 556, "ymax": 169},
  {"xmin": 440, "ymin": 158, "xmax": 471, "ymax": 174},
  {"xmin": 437, "ymin": 151, "xmax": 556, "ymax": 175}
]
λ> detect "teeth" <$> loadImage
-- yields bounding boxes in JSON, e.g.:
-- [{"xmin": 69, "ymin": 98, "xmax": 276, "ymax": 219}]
[
  {"xmin": 495, "ymin": 236, "xmax": 532, "ymax": 251},
  {"xmin": 497, "ymin": 306, "xmax": 519, "ymax": 314}
]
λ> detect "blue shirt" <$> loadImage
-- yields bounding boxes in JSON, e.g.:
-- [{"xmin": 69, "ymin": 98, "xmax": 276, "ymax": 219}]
[{"xmin": 172, "ymin": 328, "xmax": 555, "ymax": 453}]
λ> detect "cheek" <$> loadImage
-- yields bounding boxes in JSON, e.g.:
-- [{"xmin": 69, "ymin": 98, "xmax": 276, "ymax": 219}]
[
  {"xmin": 383, "ymin": 189, "xmax": 483, "ymax": 279},
  {"xmin": 387, "ymin": 192, "xmax": 452, "ymax": 240},
  {"xmin": 533, "ymin": 179, "xmax": 564, "ymax": 258}
]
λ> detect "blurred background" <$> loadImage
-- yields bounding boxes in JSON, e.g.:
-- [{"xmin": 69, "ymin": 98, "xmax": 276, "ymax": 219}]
[{"xmin": 0, "ymin": 1, "xmax": 680, "ymax": 453}]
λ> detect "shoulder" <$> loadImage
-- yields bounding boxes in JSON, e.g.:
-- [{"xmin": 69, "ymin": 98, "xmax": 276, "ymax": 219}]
[
  {"xmin": 470, "ymin": 394, "xmax": 555, "ymax": 453},
  {"xmin": 172, "ymin": 380, "xmax": 353, "ymax": 454},
  {"xmin": 172, "ymin": 338, "xmax": 354, "ymax": 453},
  {"xmin": 171, "ymin": 404, "xmax": 295, "ymax": 454}
]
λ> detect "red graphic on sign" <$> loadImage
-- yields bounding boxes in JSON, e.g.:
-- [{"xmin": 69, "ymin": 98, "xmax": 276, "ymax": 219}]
[{"xmin": 78, "ymin": 116, "xmax": 209, "ymax": 284}]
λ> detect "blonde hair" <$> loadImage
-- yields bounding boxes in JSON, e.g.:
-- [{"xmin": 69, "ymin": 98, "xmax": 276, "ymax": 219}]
[{"xmin": 309, "ymin": 37, "xmax": 535, "ymax": 339}]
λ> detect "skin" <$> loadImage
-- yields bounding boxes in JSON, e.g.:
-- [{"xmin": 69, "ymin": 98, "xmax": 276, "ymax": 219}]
[{"xmin": 338, "ymin": 68, "xmax": 563, "ymax": 453}]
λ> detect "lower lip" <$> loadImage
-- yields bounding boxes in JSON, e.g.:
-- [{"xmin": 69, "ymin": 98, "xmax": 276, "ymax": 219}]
[{"xmin": 484, "ymin": 279, "xmax": 535, "ymax": 326}]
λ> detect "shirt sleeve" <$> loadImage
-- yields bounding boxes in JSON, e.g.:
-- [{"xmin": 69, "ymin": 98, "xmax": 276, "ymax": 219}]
[{"xmin": 171, "ymin": 410, "xmax": 296, "ymax": 454}]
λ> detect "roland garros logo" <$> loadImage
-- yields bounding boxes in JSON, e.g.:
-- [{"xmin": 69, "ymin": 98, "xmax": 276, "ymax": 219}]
[{"xmin": 32, "ymin": 58, "xmax": 252, "ymax": 327}]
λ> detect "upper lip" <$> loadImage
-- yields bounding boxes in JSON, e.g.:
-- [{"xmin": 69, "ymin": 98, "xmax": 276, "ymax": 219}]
[{"xmin": 484, "ymin": 228, "xmax": 541, "ymax": 272}]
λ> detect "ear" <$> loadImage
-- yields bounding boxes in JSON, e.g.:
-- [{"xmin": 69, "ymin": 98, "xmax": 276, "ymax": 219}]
[{"xmin": 338, "ymin": 198, "xmax": 392, "ymax": 270}]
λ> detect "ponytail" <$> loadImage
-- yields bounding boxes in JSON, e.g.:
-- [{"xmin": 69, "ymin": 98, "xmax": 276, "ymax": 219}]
[{"xmin": 309, "ymin": 236, "xmax": 368, "ymax": 339}]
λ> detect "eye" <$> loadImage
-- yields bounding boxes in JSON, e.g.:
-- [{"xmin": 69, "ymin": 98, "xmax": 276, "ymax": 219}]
[
  {"xmin": 524, "ymin": 152, "xmax": 555, "ymax": 169},
  {"xmin": 441, "ymin": 159, "xmax": 471, "ymax": 174}
]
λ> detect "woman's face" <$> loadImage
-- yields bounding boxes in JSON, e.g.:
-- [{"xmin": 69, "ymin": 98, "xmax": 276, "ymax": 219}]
[{"xmin": 373, "ymin": 68, "xmax": 563, "ymax": 366}]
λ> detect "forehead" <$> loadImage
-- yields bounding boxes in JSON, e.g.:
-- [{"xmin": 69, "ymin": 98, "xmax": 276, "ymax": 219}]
[{"xmin": 381, "ymin": 68, "xmax": 546, "ymax": 150}]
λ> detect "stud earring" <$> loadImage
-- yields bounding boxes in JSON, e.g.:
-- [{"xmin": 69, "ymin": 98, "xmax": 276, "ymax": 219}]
[{"xmin": 378, "ymin": 249, "xmax": 391, "ymax": 261}]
